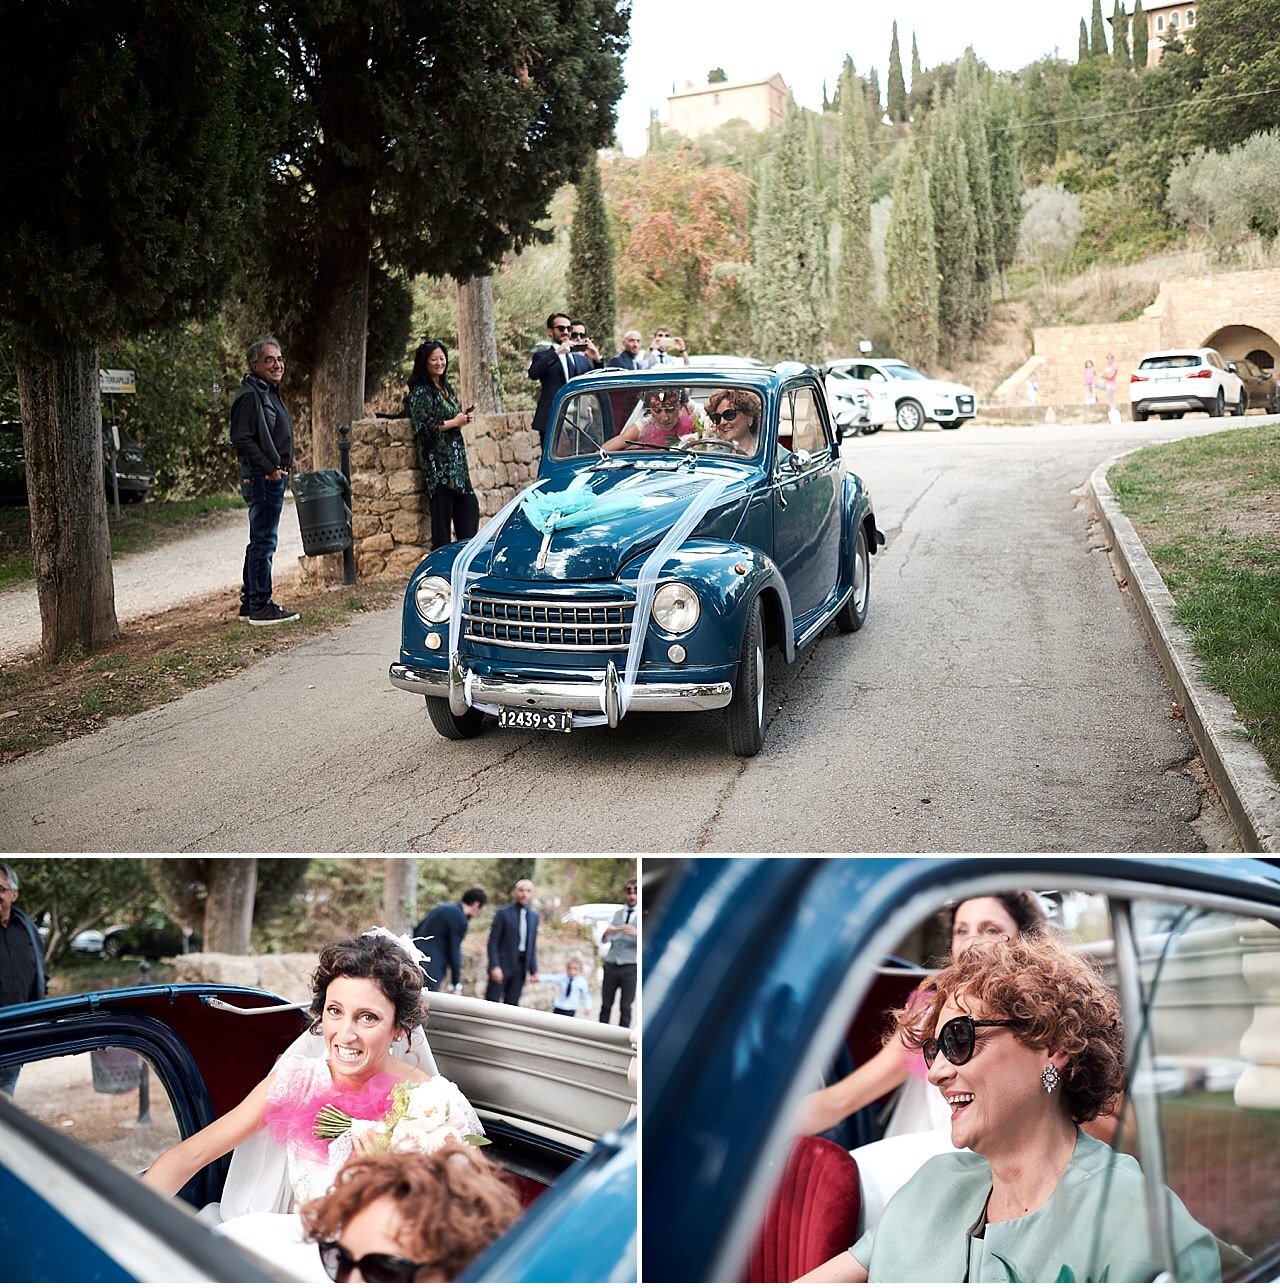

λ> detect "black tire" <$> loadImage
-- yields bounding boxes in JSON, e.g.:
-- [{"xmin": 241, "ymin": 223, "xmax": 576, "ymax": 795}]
[
  {"xmin": 425, "ymin": 696, "xmax": 486, "ymax": 739},
  {"xmin": 895, "ymin": 399, "xmax": 925, "ymax": 432},
  {"xmin": 835, "ymin": 526, "xmax": 871, "ymax": 634},
  {"xmin": 937, "ymin": 419, "xmax": 960, "ymax": 430},
  {"xmin": 1212, "ymin": 389, "xmax": 1225, "ymax": 418},
  {"xmin": 103, "ymin": 935, "xmax": 122, "ymax": 960},
  {"xmin": 862, "ymin": 423, "xmax": 883, "ymax": 435},
  {"xmin": 1237, "ymin": 392, "xmax": 1248, "ymax": 417},
  {"xmin": 1269, "ymin": 389, "xmax": 1280, "ymax": 415},
  {"xmin": 1134, "ymin": 407, "xmax": 1148, "ymax": 422},
  {"xmin": 724, "ymin": 597, "xmax": 766, "ymax": 757}
]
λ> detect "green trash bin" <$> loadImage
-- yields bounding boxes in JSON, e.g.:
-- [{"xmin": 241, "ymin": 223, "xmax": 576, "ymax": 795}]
[{"xmin": 291, "ymin": 469, "xmax": 352, "ymax": 556}]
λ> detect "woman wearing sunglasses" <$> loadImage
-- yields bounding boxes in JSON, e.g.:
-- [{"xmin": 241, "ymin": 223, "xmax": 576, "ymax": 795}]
[
  {"xmin": 602, "ymin": 387, "xmax": 696, "ymax": 451},
  {"xmin": 703, "ymin": 388, "xmax": 761, "ymax": 454},
  {"xmin": 300, "ymin": 1146, "xmax": 520, "ymax": 1282},
  {"xmin": 800, "ymin": 934, "xmax": 1219, "ymax": 1282}
]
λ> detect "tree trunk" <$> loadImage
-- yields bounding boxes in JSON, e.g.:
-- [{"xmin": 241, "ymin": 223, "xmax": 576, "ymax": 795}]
[
  {"xmin": 15, "ymin": 344, "xmax": 119, "ymax": 660},
  {"xmin": 204, "ymin": 858, "xmax": 258, "ymax": 953},
  {"xmin": 310, "ymin": 230, "xmax": 371, "ymax": 471},
  {"xmin": 456, "ymin": 275, "xmax": 503, "ymax": 414},
  {"xmin": 382, "ymin": 857, "xmax": 418, "ymax": 933}
]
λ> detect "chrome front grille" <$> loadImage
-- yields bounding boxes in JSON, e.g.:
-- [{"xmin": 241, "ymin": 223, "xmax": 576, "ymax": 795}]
[{"xmin": 463, "ymin": 592, "xmax": 634, "ymax": 653}]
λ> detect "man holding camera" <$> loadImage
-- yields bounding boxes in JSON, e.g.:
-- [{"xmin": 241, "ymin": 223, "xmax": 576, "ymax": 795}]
[
  {"xmin": 529, "ymin": 311, "xmax": 595, "ymax": 443},
  {"xmin": 642, "ymin": 326, "xmax": 688, "ymax": 368}
]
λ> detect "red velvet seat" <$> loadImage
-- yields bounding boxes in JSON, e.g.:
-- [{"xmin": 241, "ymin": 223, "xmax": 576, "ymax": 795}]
[{"xmin": 745, "ymin": 1135, "xmax": 861, "ymax": 1282}]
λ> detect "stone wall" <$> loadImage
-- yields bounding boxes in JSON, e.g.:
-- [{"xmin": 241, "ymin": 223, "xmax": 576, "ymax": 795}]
[
  {"xmin": 349, "ymin": 411, "xmax": 541, "ymax": 578},
  {"xmin": 1025, "ymin": 268, "xmax": 1280, "ymax": 409}
]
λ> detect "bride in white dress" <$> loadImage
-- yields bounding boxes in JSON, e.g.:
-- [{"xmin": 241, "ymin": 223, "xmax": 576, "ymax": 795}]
[{"xmin": 144, "ymin": 929, "xmax": 483, "ymax": 1280}]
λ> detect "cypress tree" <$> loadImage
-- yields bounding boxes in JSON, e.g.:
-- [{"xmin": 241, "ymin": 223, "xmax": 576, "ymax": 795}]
[
  {"xmin": 987, "ymin": 81, "xmax": 1024, "ymax": 301},
  {"xmin": 866, "ymin": 68, "xmax": 883, "ymax": 132},
  {"xmin": 1111, "ymin": 0, "xmax": 1130, "ymax": 64},
  {"xmin": 887, "ymin": 22, "xmax": 907, "ymax": 123},
  {"xmin": 1079, "ymin": 18, "xmax": 1090, "ymax": 61},
  {"xmin": 956, "ymin": 53, "xmax": 996, "ymax": 337},
  {"xmin": 751, "ymin": 104, "xmax": 828, "ymax": 362},
  {"xmin": 1132, "ymin": 0, "xmax": 1148, "ymax": 67},
  {"xmin": 568, "ymin": 153, "xmax": 616, "ymax": 350},
  {"xmin": 885, "ymin": 142, "xmax": 938, "ymax": 370},
  {"xmin": 928, "ymin": 103, "xmax": 977, "ymax": 362},
  {"xmin": 1090, "ymin": 0, "xmax": 1109, "ymax": 56},
  {"xmin": 834, "ymin": 67, "xmax": 875, "ymax": 350}
]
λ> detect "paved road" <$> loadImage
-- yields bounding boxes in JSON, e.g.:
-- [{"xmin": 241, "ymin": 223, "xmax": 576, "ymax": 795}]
[
  {"xmin": 0, "ymin": 421, "xmax": 1238, "ymax": 853},
  {"xmin": 0, "ymin": 503, "xmax": 304, "ymax": 662}
]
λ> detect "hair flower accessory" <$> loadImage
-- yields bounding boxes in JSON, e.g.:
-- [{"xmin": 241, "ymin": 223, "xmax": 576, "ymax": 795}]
[{"xmin": 362, "ymin": 925, "xmax": 428, "ymax": 969}]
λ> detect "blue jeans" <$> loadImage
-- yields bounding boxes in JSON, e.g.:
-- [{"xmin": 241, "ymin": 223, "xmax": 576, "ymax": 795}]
[
  {"xmin": 240, "ymin": 473, "xmax": 287, "ymax": 611},
  {"xmin": 0, "ymin": 1064, "xmax": 21, "ymax": 1096}
]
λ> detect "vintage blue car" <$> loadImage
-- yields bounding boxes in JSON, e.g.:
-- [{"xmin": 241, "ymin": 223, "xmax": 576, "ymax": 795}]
[
  {"xmin": 644, "ymin": 857, "xmax": 1280, "ymax": 1283},
  {"xmin": 389, "ymin": 364, "xmax": 882, "ymax": 755},
  {"xmin": 0, "ymin": 982, "xmax": 636, "ymax": 1281}
]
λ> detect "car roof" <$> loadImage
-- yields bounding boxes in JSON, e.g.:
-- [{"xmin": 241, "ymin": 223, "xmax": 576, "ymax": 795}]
[{"xmin": 564, "ymin": 362, "xmax": 814, "ymax": 394}]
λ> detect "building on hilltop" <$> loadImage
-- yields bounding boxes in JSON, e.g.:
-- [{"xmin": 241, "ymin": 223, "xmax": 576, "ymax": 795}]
[
  {"xmin": 664, "ymin": 72, "xmax": 788, "ymax": 142},
  {"xmin": 1111, "ymin": 2, "xmax": 1197, "ymax": 67}
]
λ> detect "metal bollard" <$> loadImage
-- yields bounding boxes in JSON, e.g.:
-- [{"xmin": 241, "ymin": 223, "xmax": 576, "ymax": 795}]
[{"xmin": 339, "ymin": 423, "xmax": 356, "ymax": 587}]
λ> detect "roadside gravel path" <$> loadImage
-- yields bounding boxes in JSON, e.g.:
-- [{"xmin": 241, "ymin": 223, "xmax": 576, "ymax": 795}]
[{"xmin": 0, "ymin": 502, "xmax": 304, "ymax": 663}]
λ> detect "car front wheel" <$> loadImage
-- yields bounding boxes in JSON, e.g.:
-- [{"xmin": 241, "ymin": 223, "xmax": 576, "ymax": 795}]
[
  {"xmin": 835, "ymin": 526, "xmax": 871, "ymax": 633},
  {"xmin": 724, "ymin": 597, "xmax": 766, "ymax": 757},
  {"xmin": 895, "ymin": 399, "xmax": 924, "ymax": 432},
  {"xmin": 103, "ymin": 935, "xmax": 122, "ymax": 959},
  {"xmin": 425, "ymin": 696, "xmax": 486, "ymax": 739}
]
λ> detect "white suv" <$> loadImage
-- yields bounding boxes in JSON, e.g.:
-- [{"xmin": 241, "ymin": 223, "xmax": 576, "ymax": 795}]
[
  {"xmin": 821, "ymin": 358, "xmax": 977, "ymax": 431},
  {"xmin": 1129, "ymin": 348, "xmax": 1247, "ymax": 421}
]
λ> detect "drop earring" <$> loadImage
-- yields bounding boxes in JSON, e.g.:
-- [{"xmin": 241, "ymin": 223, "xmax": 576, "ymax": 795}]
[{"xmin": 1042, "ymin": 1064, "xmax": 1062, "ymax": 1094}]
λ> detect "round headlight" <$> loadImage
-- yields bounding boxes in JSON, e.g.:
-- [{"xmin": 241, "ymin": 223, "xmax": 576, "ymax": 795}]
[
  {"xmin": 415, "ymin": 575, "xmax": 452, "ymax": 624},
  {"xmin": 652, "ymin": 581, "xmax": 701, "ymax": 634}
]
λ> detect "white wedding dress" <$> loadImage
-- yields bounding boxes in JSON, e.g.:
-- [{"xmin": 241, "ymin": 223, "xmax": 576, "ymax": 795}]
[{"xmin": 211, "ymin": 1028, "xmax": 481, "ymax": 1282}]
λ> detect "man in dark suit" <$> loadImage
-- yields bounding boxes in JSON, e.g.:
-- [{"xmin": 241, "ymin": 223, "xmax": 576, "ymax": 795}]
[
  {"xmin": 486, "ymin": 878, "xmax": 539, "ymax": 1005},
  {"xmin": 412, "ymin": 886, "xmax": 487, "ymax": 992},
  {"xmin": 528, "ymin": 311, "xmax": 592, "ymax": 443}
]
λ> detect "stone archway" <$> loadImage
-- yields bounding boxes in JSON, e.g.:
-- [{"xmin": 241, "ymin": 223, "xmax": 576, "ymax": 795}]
[{"xmin": 1204, "ymin": 323, "xmax": 1280, "ymax": 371}]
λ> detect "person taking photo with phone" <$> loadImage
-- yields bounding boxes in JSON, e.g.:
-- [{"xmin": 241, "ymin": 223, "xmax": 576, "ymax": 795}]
[
  {"xmin": 408, "ymin": 339, "xmax": 479, "ymax": 550},
  {"xmin": 568, "ymin": 320, "xmax": 605, "ymax": 369}
]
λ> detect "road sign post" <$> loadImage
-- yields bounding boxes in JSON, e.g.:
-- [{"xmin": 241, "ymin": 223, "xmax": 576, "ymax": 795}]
[{"xmin": 99, "ymin": 370, "xmax": 136, "ymax": 520}]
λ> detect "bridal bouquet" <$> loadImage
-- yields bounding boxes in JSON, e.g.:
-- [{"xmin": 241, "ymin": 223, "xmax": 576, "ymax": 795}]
[{"xmin": 313, "ymin": 1077, "xmax": 489, "ymax": 1152}]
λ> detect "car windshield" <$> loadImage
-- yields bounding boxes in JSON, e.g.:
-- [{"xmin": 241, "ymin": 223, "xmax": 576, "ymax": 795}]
[
  {"xmin": 550, "ymin": 383, "xmax": 767, "ymax": 462},
  {"xmin": 881, "ymin": 362, "xmax": 928, "ymax": 380},
  {"xmin": 1139, "ymin": 354, "xmax": 1202, "ymax": 370}
]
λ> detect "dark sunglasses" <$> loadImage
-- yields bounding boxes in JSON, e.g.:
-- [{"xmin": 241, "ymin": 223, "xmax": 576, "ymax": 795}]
[
  {"xmin": 319, "ymin": 1240, "xmax": 436, "ymax": 1284},
  {"xmin": 922, "ymin": 1015, "xmax": 1026, "ymax": 1068},
  {"xmin": 551, "ymin": 323, "xmax": 570, "ymax": 332},
  {"xmin": 707, "ymin": 408, "xmax": 741, "ymax": 424},
  {"xmin": 570, "ymin": 332, "xmax": 587, "ymax": 340}
]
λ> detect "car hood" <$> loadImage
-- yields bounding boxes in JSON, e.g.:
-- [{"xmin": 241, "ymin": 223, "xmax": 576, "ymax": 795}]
[
  {"xmin": 896, "ymin": 378, "xmax": 973, "ymax": 397},
  {"xmin": 486, "ymin": 464, "xmax": 755, "ymax": 582}
]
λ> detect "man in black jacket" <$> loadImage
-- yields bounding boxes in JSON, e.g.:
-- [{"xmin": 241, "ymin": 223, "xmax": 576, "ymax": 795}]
[
  {"xmin": 412, "ymin": 887, "xmax": 487, "ymax": 992},
  {"xmin": 485, "ymin": 879, "xmax": 539, "ymax": 1005},
  {"xmin": 528, "ymin": 311, "xmax": 592, "ymax": 444},
  {"xmin": 0, "ymin": 862, "xmax": 46, "ymax": 1096},
  {"xmin": 231, "ymin": 336, "xmax": 297, "ymax": 625}
]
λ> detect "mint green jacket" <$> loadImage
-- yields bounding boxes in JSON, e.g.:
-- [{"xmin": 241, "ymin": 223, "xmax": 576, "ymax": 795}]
[{"xmin": 850, "ymin": 1130, "xmax": 1221, "ymax": 1282}]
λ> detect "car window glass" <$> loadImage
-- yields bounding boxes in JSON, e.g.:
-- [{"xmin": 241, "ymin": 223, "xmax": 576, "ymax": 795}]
[
  {"xmin": 8, "ymin": 1048, "xmax": 181, "ymax": 1176},
  {"xmin": 789, "ymin": 387, "xmax": 825, "ymax": 455},
  {"xmin": 1117, "ymin": 899, "xmax": 1280, "ymax": 1280}
]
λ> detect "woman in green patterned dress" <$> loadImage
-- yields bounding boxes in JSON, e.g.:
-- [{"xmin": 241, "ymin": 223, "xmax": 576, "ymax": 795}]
[{"xmin": 408, "ymin": 340, "xmax": 478, "ymax": 548}]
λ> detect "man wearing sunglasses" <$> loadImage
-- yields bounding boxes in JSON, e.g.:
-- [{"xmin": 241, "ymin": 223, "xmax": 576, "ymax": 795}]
[
  {"xmin": 231, "ymin": 336, "xmax": 298, "ymax": 625},
  {"xmin": 528, "ymin": 310, "xmax": 592, "ymax": 444}
]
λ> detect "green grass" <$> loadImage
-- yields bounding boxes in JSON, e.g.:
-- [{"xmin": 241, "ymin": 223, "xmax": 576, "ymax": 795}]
[
  {"xmin": 1110, "ymin": 424, "xmax": 1280, "ymax": 779},
  {"xmin": 0, "ymin": 492, "xmax": 244, "ymax": 589}
]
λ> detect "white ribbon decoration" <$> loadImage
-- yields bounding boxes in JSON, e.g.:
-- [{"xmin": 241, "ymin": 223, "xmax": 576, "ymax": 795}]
[{"xmin": 446, "ymin": 467, "xmax": 735, "ymax": 727}]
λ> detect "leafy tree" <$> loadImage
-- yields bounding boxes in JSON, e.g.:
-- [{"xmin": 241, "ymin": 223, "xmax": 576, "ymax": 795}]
[
  {"xmin": 884, "ymin": 144, "xmax": 938, "ymax": 369},
  {"xmin": 1090, "ymin": 0, "xmax": 1109, "ymax": 56},
  {"xmin": 1111, "ymin": 0, "xmax": 1130, "ymax": 65},
  {"xmin": 910, "ymin": 34, "xmax": 923, "ymax": 113},
  {"xmin": 568, "ymin": 154, "xmax": 617, "ymax": 351},
  {"xmin": 1132, "ymin": 1, "xmax": 1149, "ymax": 67},
  {"xmin": 887, "ymin": 22, "xmax": 907, "ymax": 124},
  {"xmin": 610, "ymin": 143, "xmax": 753, "ymax": 352},
  {"xmin": 928, "ymin": 104, "xmax": 977, "ymax": 360},
  {"xmin": 987, "ymin": 81, "xmax": 1026, "ymax": 299},
  {"xmin": 1079, "ymin": 17, "xmax": 1090, "ymax": 61},
  {"xmin": 708, "ymin": 67, "xmax": 728, "ymax": 84},
  {"xmin": 253, "ymin": 2, "xmax": 629, "ymax": 475},
  {"xmin": 0, "ymin": 1, "xmax": 279, "ymax": 660},
  {"xmin": 751, "ymin": 106, "xmax": 828, "ymax": 362},
  {"xmin": 956, "ymin": 53, "xmax": 997, "ymax": 337},
  {"xmin": 14, "ymin": 859, "xmax": 158, "ymax": 962},
  {"xmin": 1018, "ymin": 184, "xmax": 1084, "ymax": 286},
  {"xmin": 866, "ymin": 68, "xmax": 883, "ymax": 132},
  {"xmin": 1167, "ymin": 131, "xmax": 1280, "ymax": 251},
  {"xmin": 833, "ymin": 67, "xmax": 876, "ymax": 350},
  {"xmin": 1185, "ymin": 0, "xmax": 1280, "ymax": 150}
]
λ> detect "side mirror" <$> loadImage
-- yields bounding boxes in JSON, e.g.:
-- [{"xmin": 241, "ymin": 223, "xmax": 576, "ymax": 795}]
[
  {"xmin": 789, "ymin": 449, "xmax": 812, "ymax": 472},
  {"xmin": 1227, "ymin": 362, "xmax": 1237, "ymax": 373}
]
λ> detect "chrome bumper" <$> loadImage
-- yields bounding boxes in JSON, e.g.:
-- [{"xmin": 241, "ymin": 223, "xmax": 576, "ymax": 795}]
[{"xmin": 388, "ymin": 661, "xmax": 732, "ymax": 723}]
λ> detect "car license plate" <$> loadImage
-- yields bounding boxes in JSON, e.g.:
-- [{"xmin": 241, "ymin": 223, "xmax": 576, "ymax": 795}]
[{"xmin": 497, "ymin": 708, "xmax": 573, "ymax": 733}]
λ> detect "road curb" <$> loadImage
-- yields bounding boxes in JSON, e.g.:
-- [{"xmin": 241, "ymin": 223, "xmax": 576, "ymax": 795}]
[{"xmin": 1089, "ymin": 455, "xmax": 1280, "ymax": 853}]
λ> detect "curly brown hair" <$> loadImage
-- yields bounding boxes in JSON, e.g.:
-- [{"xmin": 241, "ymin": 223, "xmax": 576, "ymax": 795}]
[
  {"xmin": 308, "ymin": 936, "xmax": 429, "ymax": 1039},
  {"xmin": 705, "ymin": 387, "xmax": 762, "ymax": 425},
  {"xmin": 940, "ymin": 890, "xmax": 1048, "ymax": 943},
  {"xmin": 300, "ymin": 1147, "xmax": 521, "ymax": 1280},
  {"xmin": 896, "ymin": 935, "xmax": 1125, "ymax": 1124}
]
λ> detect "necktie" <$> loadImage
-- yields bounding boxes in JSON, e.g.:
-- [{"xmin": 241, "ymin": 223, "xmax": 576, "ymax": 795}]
[
  {"xmin": 564, "ymin": 979, "xmax": 573, "ymax": 1005},
  {"xmin": 562, "ymin": 353, "xmax": 572, "ymax": 382},
  {"xmin": 626, "ymin": 908, "xmax": 633, "ymax": 924}
]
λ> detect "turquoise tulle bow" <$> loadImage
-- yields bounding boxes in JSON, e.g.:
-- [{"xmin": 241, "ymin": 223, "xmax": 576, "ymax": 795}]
[{"xmin": 518, "ymin": 474, "xmax": 687, "ymax": 535}]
